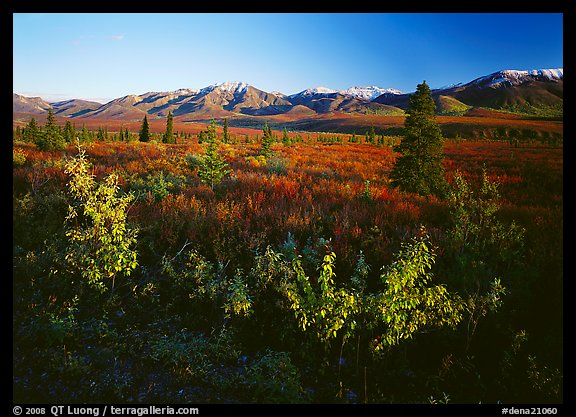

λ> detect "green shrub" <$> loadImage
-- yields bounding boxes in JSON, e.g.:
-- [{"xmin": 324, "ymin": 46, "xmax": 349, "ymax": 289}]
[
  {"xmin": 63, "ymin": 143, "xmax": 138, "ymax": 294},
  {"xmin": 244, "ymin": 350, "xmax": 307, "ymax": 403}
]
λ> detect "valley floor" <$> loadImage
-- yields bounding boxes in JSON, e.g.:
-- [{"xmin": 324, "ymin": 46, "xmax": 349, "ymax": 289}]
[{"xmin": 13, "ymin": 135, "xmax": 563, "ymax": 404}]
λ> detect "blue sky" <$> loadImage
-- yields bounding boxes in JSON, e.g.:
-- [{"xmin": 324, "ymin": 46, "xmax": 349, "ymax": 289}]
[{"xmin": 13, "ymin": 13, "xmax": 563, "ymax": 103}]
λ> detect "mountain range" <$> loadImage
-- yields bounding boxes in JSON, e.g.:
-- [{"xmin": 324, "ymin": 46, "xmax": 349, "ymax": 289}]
[{"xmin": 13, "ymin": 67, "xmax": 563, "ymax": 121}]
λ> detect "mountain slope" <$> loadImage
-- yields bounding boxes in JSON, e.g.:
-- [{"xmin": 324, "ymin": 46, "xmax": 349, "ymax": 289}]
[
  {"xmin": 13, "ymin": 93, "xmax": 52, "ymax": 114},
  {"xmin": 76, "ymin": 96, "xmax": 150, "ymax": 120},
  {"xmin": 13, "ymin": 68, "xmax": 563, "ymax": 120},
  {"xmin": 52, "ymin": 99, "xmax": 102, "ymax": 117},
  {"xmin": 435, "ymin": 95, "xmax": 472, "ymax": 115},
  {"xmin": 373, "ymin": 67, "xmax": 563, "ymax": 113},
  {"xmin": 288, "ymin": 86, "xmax": 404, "ymax": 112},
  {"xmin": 340, "ymin": 86, "xmax": 403, "ymax": 101}
]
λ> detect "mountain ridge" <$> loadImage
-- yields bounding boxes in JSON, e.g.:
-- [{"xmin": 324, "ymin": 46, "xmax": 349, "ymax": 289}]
[
  {"xmin": 13, "ymin": 67, "xmax": 563, "ymax": 121},
  {"xmin": 372, "ymin": 67, "xmax": 563, "ymax": 112}
]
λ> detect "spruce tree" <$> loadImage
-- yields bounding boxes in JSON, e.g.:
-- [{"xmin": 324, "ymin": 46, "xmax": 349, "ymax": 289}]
[
  {"xmin": 260, "ymin": 122, "xmax": 274, "ymax": 157},
  {"xmin": 139, "ymin": 115, "xmax": 151, "ymax": 142},
  {"xmin": 367, "ymin": 126, "xmax": 376, "ymax": 144},
  {"xmin": 24, "ymin": 117, "xmax": 40, "ymax": 143},
  {"xmin": 80, "ymin": 124, "xmax": 90, "ymax": 143},
  {"xmin": 63, "ymin": 120, "xmax": 76, "ymax": 143},
  {"xmin": 197, "ymin": 119, "xmax": 231, "ymax": 190},
  {"xmin": 14, "ymin": 126, "xmax": 22, "ymax": 141},
  {"xmin": 282, "ymin": 127, "xmax": 292, "ymax": 146},
  {"xmin": 390, "ymin": 81, "xmax": 447, "ymax": 197},
  {"xmin": 37, "ymin": 108, "xmax": 66, "ymax": 151},
  {"xmin": 163, "ymin": 111, "xmax": 175, "ymax": 144},
  {"xmin": 223, "ymin": 118, "xmax": 230, "ymax": 144}
]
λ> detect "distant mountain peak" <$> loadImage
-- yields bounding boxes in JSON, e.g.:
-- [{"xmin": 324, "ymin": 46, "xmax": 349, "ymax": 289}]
[
  {"xmin": 470, "ymin": 67, "xmax": 563, "ymax": 89},
  {"xmin": 202, "ymin": 81, "xmax": 250, "ymax": 94},
  {"xmin": 290, "ymin": 87, "xmax": 337, "ymax": 98},
  {"xmin": 173, "ymin": 88, "xmax": 200, "ymax": 95},
  {"xmin": 340, "ymin": 86, "xmax": 404, "ymax": 101},
  {"xmin": 13, "ymin": 67, "xmax": 563, "ymax": 120},
  {"xmin": 290, "ymin": 85, "xmax": 403, "ymax": 101},
  {"xmin": 433, "ymin": 82, "xmax": 463, "ymax": 91}
]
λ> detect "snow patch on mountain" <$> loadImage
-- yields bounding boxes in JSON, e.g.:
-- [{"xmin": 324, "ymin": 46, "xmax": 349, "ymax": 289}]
[
  {"xmin": 290, "ymin": 85, "xmax": 403, "ymax": 100},
  {"xmin": 199, "ymin": 81, "xmax": 250, "ymax": 95},
  {"xmin": 340, "ymin": 86, "xmax": 403, "ymax": 101},
  {"xmin": 289, "ymin": 87, "xmax": 337, "ymax": 98},
  {"xmin": 174, "ymin": 88, "xmax": 200, "ymax": 96},
  {"xmin": 433, "ymin": 82, "xmax": 463, "ymax": 91},
  {"xmin": 472, "ymin": 68, "xmax": 563, "ymax": 89},
  {"xmin": 218, "ymin": 81, "xmax": 249, "ymax": 93}
]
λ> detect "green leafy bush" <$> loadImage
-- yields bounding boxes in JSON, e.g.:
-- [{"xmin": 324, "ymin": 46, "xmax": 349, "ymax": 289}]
[{"xmin": 63, "ymin": 143, "xmax": 139, "ymax": 294}]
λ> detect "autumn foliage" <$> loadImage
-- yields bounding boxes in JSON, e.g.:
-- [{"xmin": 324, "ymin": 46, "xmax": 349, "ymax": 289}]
[{"xmin": 13, "ymin": 121, "xmax": 562, "ymax": 403}]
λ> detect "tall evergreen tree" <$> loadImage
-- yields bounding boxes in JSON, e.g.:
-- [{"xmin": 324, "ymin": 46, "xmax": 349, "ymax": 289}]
[
  {"xmin": 390, "ymin": 81, "xmax": 447, "ymax": 197},
  {"xmin": 282, "ymin": 127, "xmax": 292, "ymax": 146},
  {"xmin": 14, "ymin": 126, "xmax": 22, "ymax": 141},
  {"xmin": 80, "ymin": 124, "xmax": 90, "ymax": 143},
  {"xmin": 222, "ymin": 118, "xmax": 230, "ymax": 144},
  {"xmin": 197, "ymin": 119, "xmax": 230, "ymax": 190},
  {"xmin": 260, "ymin": 122, "xmax": 274, "ymax": 157},
  {"xmin": 163, "ymin": 111, "xmax": 175, "ymax": 144},
  {"xmin": 139, "ymin": 115, "xmax": 151, "ymax": 142},
  {"xmin": 63, "ymin": 120, "xmax": 76, "ymax": 143},
  {"xmin": 37, "ymin": 108, "xmax": 66, "ymax": 151},
  {"xmin": 367, "ymin": 126, "xmax": 376, "ymax": 144},
  {"xmin": 97, "ymin": 127, "xmax": 105, "ymax": 142},
  {"xmin": 23, "ymin": 117, "xmax": 40, "ymax": 143}
]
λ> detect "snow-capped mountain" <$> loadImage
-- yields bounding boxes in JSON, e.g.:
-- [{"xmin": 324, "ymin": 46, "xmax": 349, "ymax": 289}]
[
  {"xmin": 373, "ymin": 67, "xmax": 564, "ymax": 111},
  {"xmin": 13, "ymin": 67, "xmax": 563, "ymax": 120},
  {"xmin": 200, "ymin": 81, "xmax": 249, "ymax": 95},
  {"xmin": 289, "ymin": 85, "xmax": 403, "ymax": 101},
  {"xmin": 289, "ymin": 87, "xmax": 338, "ymax": 98},
  {"xmin": 173, "ymin": 88, "xmax": 200, "ymax": 96},
  {"xmin": 339, "ymin": 86, "xmax": 403, "ymax": 101},
  {"xmin": 468, "ymin": 68, "xmax": 563, "ymax": 89},
  {"xmin": 433, "ymin": 83, "xmax": 464, "ymax": 91}
]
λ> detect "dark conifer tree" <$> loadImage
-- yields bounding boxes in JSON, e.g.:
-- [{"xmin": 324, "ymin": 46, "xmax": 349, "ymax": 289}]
[
  {"xmin": 282, "ymin": 127, "xmax": 291, "ymax": 146},
  {"xmin": 80, "ymin": 124, "xmax": 90, "ymax": 143},
  {"xmin": 390, "ymin": 81, "xmax": 447, "ymax": 197},
  {"xmin": 163, "ymin": 111, "xmax": 175, "ymax": 144},
  {"xmin": 222, "ymin": 118, "xmax": 230, "ymax": 144},
  {"xmin": 197, "ymin": 119, "xmax": 230, "ymax": 190},
  {"xmin": 63, "ymin": 120, "xmax": 76, "ymax": 143},
  {"xmin": 24, "ymin": 117, "xmax": 40, "ymax": 143},
  {"xmin": 37, "ymin": 108, "xmax": 66, "ymax": 151},
  {"xmin": 139, "ymin": 115, "xmax": 151, "ymax": 142},
  {"xmin": 260, "ymin": 122, "xmax": 274, "ymax": 157}
]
